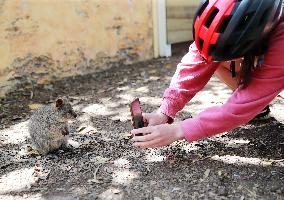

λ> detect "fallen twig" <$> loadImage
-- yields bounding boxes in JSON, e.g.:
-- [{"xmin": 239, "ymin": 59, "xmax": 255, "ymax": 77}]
[{"xmin": 88, "ymin": 164, "xmax": 103, "ymax": 184}]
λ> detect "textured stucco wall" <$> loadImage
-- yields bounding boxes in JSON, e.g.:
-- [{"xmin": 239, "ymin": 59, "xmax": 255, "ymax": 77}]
[{"xmin": 0, "ymin": 0, "xmax": 153, "ymax": 97}]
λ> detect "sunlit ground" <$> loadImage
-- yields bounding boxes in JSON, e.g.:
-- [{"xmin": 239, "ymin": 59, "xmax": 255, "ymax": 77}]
[
  {"xmin": 0, "ymin": 168, "xmax": 36, "ymax": 194},
  {"xmin": 0, "ymin": 74, "xmax": 283, "ymax": 199},
  {"xmin": 211, "ymin": 155, "xmax": 284, "ymax": 167}
]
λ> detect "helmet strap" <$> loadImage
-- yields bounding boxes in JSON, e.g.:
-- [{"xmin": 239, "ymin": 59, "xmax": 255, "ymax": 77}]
[{"xmin": 230, "ymin": 61, "xmax": 236, "ymax": 78}]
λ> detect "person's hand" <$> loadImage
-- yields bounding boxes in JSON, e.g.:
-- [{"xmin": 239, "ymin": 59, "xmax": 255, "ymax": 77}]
[
  {"xmin": 131, "ymin": 123, "xmax": 184, "ymax": 148},
  {"xmin": 143, "ymin": 111, "xmax": 171, "ymax": 126}
]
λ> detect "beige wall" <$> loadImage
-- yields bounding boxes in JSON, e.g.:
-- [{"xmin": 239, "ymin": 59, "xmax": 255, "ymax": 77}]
[
  {"xmin": 0, "ymin": 0, "xmax": 153, "ymax": 97},
  {"xmin": 166, "ymin": 0, "xmax": 199, "ymax": 44}
]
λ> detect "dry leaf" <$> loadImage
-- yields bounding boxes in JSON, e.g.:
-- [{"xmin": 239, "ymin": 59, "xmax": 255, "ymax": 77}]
[
  {"xmin": 28, "ymin": 103, "xmax": 43, "ymax": 110},
  {"xmin": 81, "ymin": 138, "xmax": 98, "ymax": 146},
  {"xmin": 149, "ymin": 69, "xmax": 157, "ymax": 74},
  {"xmin": 33, "ymin": 165, "xmax": 50, "ymax": 180},
  {"xmin": 67, "ymin": 139, "xmax": 80, "ymax": 148},
  {"xmin": 89, "ymin": 178, "xmax": 102, "ymax": 184},
  {"xmin": 149, "ymin": 76, "xmax": 160, "ymax": 81},
  {"xmin": 163, "ymin": 63, "xmax": 173, "ymax": 68},
  {"xmin": 90, "ymin": 156, "xmax": 110, "ymax": 164},
  {"xmin": 18, "ymin": 145, "xmax": 40, "ymax": 156},
  {"xmin": 122, "ymin": 133, "xmax": 133, "ymax": 140},
  {"xmin": 203, "ymin": 169, "xmax": 211, "ymax": 179},
  {"xmin": 135, "ymin": 86, "xmax": 148, "ymax": 93},
  {"xmin": 171, "ymin": 187, "xmax": 181, "ymax": 192},
  {"xmin": 77, "ymin": 125, "xmax": 87, "ymax": 132},
  {"xmin": 112, "ymin": 189, "xmax": 120, "ymax": 194},
  {"xmin": 77, "ymin": 125, "xmax": 97, "ymax": 135}
]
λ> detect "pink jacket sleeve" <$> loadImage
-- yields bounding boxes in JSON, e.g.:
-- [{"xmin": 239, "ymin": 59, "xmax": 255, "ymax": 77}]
[
  {"xmin": 159, "ymin": 43, "xmax": 220, "ymax": 118},
  {"xmin": 160, "ymin": 21, "xmax": 284, "ymax": 142}
]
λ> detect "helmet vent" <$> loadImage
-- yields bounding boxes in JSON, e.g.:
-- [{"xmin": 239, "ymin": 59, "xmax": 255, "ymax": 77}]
[
  {"xmin": 217, "ymin": 15, "xmax": 232, "ymax": 33},
  {"xmin": 197, "ymin": 0, "xmax": 209, "ymax": 17},
  {"xmin": 209, "ymin": 44, "xmax": 216, "ymax": 55},
  {"xmin": 199, "ymin": 38, "xmax": 204, "ymax": 50},
  {"xmin": 205, "ymin": 8, "xmax": 219, "ymax": 28},
  {"xmin": 193, "ymin": 0, "xmax": 282, "ymax": 61}
]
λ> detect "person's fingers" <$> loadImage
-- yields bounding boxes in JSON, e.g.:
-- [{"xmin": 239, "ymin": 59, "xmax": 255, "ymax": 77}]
[
  {"xmin": 143, "ymin": 117, "xmax": 149, "ymax": 127},
  {"xmin": 142, "ymin": 113, "xmax": 149, "ymax": 119},
  {"xmin": 133, "ymin": 139, "xmax": 162, "ymax": 148},
  {"xmin": 141, "ymin": 113, "xmax": 149, "ymax": 126},
  {"xmin": 143, "ymin": 113, "xmax": 159, "ymax": 126},
  {"xmin": 130, "ymin": 126, "xmax": 152, "ymax": 135},
  {"xmin": 131, "ymin": 131, "xmax": 158, "ymax": 142}
]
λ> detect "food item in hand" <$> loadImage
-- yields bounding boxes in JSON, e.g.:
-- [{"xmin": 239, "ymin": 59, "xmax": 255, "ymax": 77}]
[{"xmin": 130, "ymin": 98, "xmax": 144, "ymax": 136}]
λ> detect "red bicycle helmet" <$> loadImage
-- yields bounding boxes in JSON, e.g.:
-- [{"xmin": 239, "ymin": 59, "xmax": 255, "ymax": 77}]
[{"xmin": 193, "ymin": 0, "xmax": 283, "ymax": 61}]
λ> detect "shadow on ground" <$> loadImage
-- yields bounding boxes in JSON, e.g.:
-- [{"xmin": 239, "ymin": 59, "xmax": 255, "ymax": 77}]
[{"xmin": 0, "ymin": 54, "xmax": 283, "ymax": 200}]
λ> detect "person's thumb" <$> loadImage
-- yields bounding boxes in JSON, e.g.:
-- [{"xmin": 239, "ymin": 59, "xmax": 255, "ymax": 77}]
[{"xmin": 142, "ymin": 113, "xmax": 150, "ymax": 127}]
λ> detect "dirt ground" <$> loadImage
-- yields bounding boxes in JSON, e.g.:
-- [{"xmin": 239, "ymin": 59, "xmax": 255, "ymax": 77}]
[{"xmin": 0, "ymin": 51, "xmax": 283, "ymax": 200}]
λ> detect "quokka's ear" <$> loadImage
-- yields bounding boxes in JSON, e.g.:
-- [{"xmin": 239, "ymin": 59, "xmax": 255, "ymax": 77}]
[{"xmin": 55, "ymin": 98, "xmax": 64, "ymax": 108}]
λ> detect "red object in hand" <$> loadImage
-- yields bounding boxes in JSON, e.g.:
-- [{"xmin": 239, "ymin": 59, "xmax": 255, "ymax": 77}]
[{"xmin": 130, "ymin": 98, "xmax": 144, "ymax": 136}]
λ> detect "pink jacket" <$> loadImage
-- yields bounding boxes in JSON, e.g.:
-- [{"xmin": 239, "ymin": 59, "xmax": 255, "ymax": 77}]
[{"xmin": 159, "ymin": 21, "xmax": 284, "ymax": 142}]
